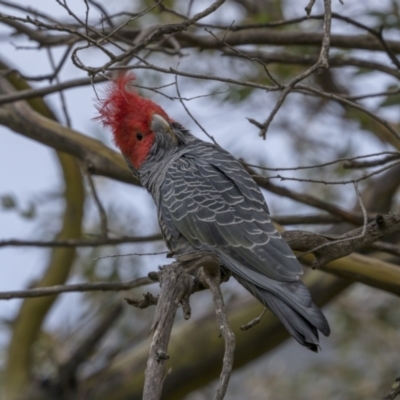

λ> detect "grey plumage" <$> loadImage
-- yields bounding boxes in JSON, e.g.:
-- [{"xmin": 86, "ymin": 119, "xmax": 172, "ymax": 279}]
[{"xmin": 137, "ymin": 122, "xmax": 330, "ymax": 351}]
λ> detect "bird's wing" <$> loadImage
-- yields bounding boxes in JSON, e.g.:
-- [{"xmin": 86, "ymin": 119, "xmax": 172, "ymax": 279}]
[{"xmin": 159, "ymin": 145, "xmax": 303, "ymax": 283}]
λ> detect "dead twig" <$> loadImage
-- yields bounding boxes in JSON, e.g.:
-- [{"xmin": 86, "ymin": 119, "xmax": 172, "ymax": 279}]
[
  {"xmin": 202, "ymin": 267, "xmax": 235, "ymax": 400},
  {"xmin": 254, "ymin": 0, "xmax": 331, "ymax": 139},
  {"xmin": 240, "ymin": 308, "xmax": 267, "ymax": 330},
  {"xmin": 82, "ymin": 164, "xmax": 109, "ymax": 238}
]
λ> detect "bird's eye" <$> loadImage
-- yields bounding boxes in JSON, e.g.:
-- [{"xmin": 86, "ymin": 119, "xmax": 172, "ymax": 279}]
[{"xmin": 136, "ymin": 133, "xmax": 143, "ymax": 141}]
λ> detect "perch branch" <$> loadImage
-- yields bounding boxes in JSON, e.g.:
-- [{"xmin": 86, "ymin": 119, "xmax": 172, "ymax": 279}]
[
  {"xmin": 142, "ymin": 262, "xmax": 194, "ymax": 400},
  {"xmin": 203, "ymin": 268, "xmax": 235, "ymax": 400}
]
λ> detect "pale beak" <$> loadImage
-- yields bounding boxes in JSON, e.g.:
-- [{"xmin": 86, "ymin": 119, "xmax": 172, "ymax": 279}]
[{"xmin": 151, "ymin": 114, "xmax": 178, "ymax": 144}]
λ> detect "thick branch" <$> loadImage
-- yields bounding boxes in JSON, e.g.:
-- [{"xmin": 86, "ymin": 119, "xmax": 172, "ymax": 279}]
[
  {"xmin": 6, "ymin": 18, "xmax": 400, "ymax": 54},
  {"xmin": 178, "ymin": 30, "xmax": 400, "ymax": 53},
  {"xmin": 143, "ymin": 262, "xmax": 194, "ymax": 400},
  {"xmin": 283, "ymin": 213, "xmax": 400, "ymax": 267},
  {"xmin": 0, "ymin": 76, "xmax": 136, "ymax": 185},
  {"xmin": 2, "ymin": 61, "xmax": 85, "ymax": 400}
]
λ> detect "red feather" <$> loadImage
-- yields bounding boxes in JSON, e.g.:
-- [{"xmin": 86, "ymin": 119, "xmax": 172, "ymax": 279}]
[{"xmin": 96, "ymin": 73, "xmax": 171, "ymax": 168}]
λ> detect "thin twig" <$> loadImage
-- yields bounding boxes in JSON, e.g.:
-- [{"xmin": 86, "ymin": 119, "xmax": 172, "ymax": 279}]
[
  {"xmin": 297, "ymin": 84, "xmax": 400, "ymax": 142},
  {"xmin": 93, "ymin": 251, "xmax": 169, "ymax": 260},
  {"xmin": 82, "ymin": 165, "xmax": 108, "ymax": 238},
  {"xmin": 0, "ymin": 233, "xmax": 163, "ymax": 248},
  {"xmin": 343, "ymin": 154, "xmax": 400, "ymax": 169},
  {"xmin": 253, "ymin": 160, "xmax": 400, "ymax": 185},
  {"xmin": 0, "ymin": 277, "xmax": 153, "ymax": 300},
  {"xmin": 203, "ymin": 269, "xmax": 235, "ymax": 400},
  {"xmin": 174, "ymin": 73, "xmax": 218, "ymax": 145},
  {"xmin": 46, "ymin": 47, "xmax": 72, "ymax": 127},
  {"xmin": 296, "ymin": 181, "xmax": 368, "ymax": 262},
  {"xmin": 305, "ymin": 0, "xmax": 317, "ymax": 16},
  {"xmin": 255, "ymin": 0, "xmax": 331, "ymax": 139},
  {"xmin": 240, "ymin": 308, "xmax": 267, "ymax": 330},
  {"xmin": 0, "ymin": 75, "xmax": 106, "ymax": 105},
  {"xmin": 246, "ymin": 151, "xmax": 400, "ymax": 172}
]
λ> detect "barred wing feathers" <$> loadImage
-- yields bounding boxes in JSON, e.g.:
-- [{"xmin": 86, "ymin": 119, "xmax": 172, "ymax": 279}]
[{"xmin": 159, "ymin": 144, "xmax": 330, "ymax": 350}]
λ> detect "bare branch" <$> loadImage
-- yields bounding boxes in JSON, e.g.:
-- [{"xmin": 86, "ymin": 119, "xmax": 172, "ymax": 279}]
[
  {"xmin": 240, "ymin": 308, "xmax": 267, "ymax": 331},
  {"xmin": 175, "ymin": 73, "xmax": 218, "ymax": 145},
  {"xmin": 245, "ymin": 165, "xmax": 365, "ymax": 225},
  {"xmin": 0, "ymin": 277, "xmax": 153, "ymax": 300},
  {"xmin": 142, "ymin": 262, "xmax": 194, "ymax": 400},
  {"xmin": 273, "ymin": 214, "xmax": 342, "ymax": 225},
  {"xmin": 294, "ymin": 182, "xmax": 368, "ymax": 260},
  {"xmin": 223, "ymin": 48, "xmax": 400, "ymax": 80},
  {"xmin": 58, "ymin": 303, "xmax": 124, "ymax": 390},
  {"xmin": 245, "ymin": 151, "xmax": 400, "ymax": 172},
  {"xmin": 0, "ymin": 75, "xmax": 136, "ymax": 184},
  {"xmin": 255, "ymin": 0, "xmax": 331, "ymax": 139},
  {"xmin": 254, "ymin": 160, "xmax": 400, "ymax": 185},
  {"xmin": 71, "ymin": 0, "xmax": 227, "ymax": 75},
  {"xmin": 305, "ymin": 0, "xmax": 317, "ymax": 16},
  {"xmin": 0, "ymin": 75, "xmax": 105, "ymax": 106},
  {"xmin": 82, "ymin": 164, "xmax": 109, "ymax": 238},
  {"xmin": 344, "ymin": 154, "xmax": 400, "ymax": 169},
  {"xmin": 203, "ymin": 268, "xmax": 235, "ymax": 400},
  {"xmin": 297, "ymin": 84, "xmax": 400, "ymax": 142},
  {"xmin": 0, "ymin": 233, "xmax": 162, "ymax": 248},
  {"xmin": 283, "ymin": 213, "xmax": 400, "ymax": 268}
]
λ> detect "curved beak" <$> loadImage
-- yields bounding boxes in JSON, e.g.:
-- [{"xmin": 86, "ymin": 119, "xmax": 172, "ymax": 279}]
[{"xmin": 151, "ymin": 114, "xmax": 178, "ymax": 144}]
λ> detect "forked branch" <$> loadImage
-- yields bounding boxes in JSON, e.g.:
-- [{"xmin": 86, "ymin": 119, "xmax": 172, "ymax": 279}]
[
  {"xmin": 142, "ymin": 261, "xmax": 194, "ymax": 400},
  {"xmin": 135, "ymin": 252, "xmax": 235, "ymax": 400}
]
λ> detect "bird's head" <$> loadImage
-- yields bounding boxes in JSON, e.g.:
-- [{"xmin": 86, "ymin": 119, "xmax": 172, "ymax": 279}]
[{"xmin": 96, "ymin": 73, "xmax": 179, "ymax": 169}]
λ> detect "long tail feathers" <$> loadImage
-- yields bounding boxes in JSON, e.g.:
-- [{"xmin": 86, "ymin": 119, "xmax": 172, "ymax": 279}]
[{"xmin": 235, "ymin": 275, "xmax": 330, "ymax": 352}]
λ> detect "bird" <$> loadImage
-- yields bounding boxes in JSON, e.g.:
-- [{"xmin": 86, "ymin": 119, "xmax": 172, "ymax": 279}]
[{"xmin": 96, "ymin": 73, "xmax": 330, "ymax": 351}]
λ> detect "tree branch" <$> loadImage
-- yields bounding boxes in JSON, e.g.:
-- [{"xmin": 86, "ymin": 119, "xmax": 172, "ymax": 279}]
[
  {"xmin": 283, "ymin": 213, "xmax": 400, "ymax": 268},
  {"xmin": 0, "ymin": 234, "xmax": 163, "ymax": 247},
  {"xmin": 86, "ymin": 271, "xmax": 351, "ymax": 400},
  {"xmin": 0, "ymin": 76, "xmax": 136, "ymax": 185},
  {"xmin": 0, "ymin": 277, "xmax": 153, "ymax": 300},
  {"xmin": 142, "ymin": 262, "xmax": 194, "ymax": 400},
  {"xmin": 202, "ymin": 268, "xmax": 235, "ymax": 400},
  {"xmin": 58, "ymin": 303, "xmax": 124, "ymax": 393},
  {"xmin": 1, "ymin": 59, "xmax": 86, "ymax": 400}
]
